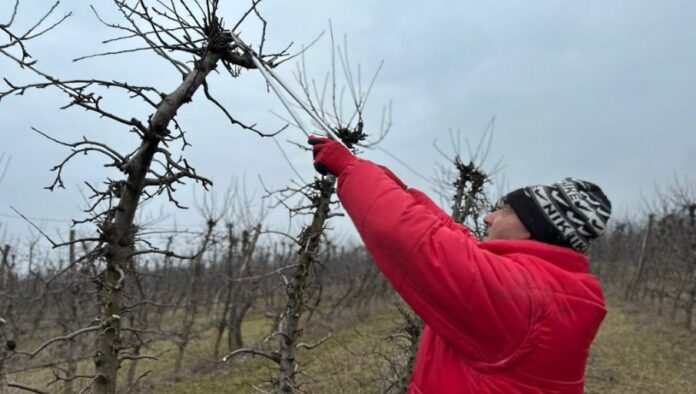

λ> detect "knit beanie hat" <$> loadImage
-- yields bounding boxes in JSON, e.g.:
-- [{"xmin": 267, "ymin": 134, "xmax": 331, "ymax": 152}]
[{"xmin": 504, "ymin": 178, "xmax": 612, "ymax": 253}]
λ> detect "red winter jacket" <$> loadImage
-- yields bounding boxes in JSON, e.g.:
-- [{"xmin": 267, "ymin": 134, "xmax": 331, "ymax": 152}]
[{"xmin": 336, "ymin": 159, "xmax": 607, "ymax": 394}]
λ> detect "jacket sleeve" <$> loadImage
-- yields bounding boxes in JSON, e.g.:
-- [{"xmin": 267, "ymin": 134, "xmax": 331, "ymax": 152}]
[
  {"xmin": 377, "ymin": 165, "xmax": 460, "ymax": 225},
  {"xmin": 337, "ymin": 159, "xmax": 535, "ymax": 363}
]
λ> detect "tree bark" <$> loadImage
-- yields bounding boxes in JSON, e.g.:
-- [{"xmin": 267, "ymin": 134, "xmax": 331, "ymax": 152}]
[
  {"xmin": 93, "ymin": 51, "xmax": 221, "ymax": 394},
  {"xmin": 0, "ymin": 317, "xmax": 7, "ymax": 394},
  {"xmin": 174, "ymin": 221, "xmax": 215, "ymax": 375},
  {"xmin": 625, "ymin": 214, "xmax": 654, "ymax": 301},
  {"xmin": 277, "ymin": 178, "xmax": 334, "ymax": 393},
  {"xmin": 213, "ymin": 226, "xmax": 238, "ymax": 359},
  {"xmin": 62, "ymin": 230, "xmax": 79, "ymax": 394},
  {"xmin": 225, "ymin": 227, "xmax": 260, "ymax": 352}
]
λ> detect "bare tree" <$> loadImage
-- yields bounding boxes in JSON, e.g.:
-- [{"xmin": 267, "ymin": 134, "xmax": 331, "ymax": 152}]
[
  {"xmin": 624, "ymin": 214, "xmax": 654, "ymax": 301},
  {"xmin": 592, "ymin": 178, "xmax": 696, "ymax": 330},
  {"xmin": 222, "ymin": 26, "xmax": 391, "ymax": 392},
  {"xmin": 218, "ymin": 222, "xmax": 263, "ymax": 355},
  {"xmin": 172, "ymin": 197, "xmax": 221, "ymax": 375},
  {"xmin": 271, "ymin": 29, "xmax": 392, "ymax": 393},
  {"xmin": 1, "ymin": 1, "xmax": 293, "ymax": 392},
  {"xmin": 203, "ymin": 185, "xmax": 268, "ymax": 359},
  {"xmin": 432, "ymin": 118, "xmax": 502, "ymax": 236}
]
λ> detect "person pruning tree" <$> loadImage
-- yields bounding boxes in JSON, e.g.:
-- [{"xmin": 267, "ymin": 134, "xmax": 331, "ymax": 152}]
[{"xmin": 308, "ymin": 136, "xmax": 611, "ymax": 394}]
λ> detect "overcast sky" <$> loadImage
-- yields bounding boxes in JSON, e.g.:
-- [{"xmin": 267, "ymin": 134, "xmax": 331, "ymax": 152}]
[{"xmin": 1, "ymin": 0, "xmax": 695, "ymax": 249}]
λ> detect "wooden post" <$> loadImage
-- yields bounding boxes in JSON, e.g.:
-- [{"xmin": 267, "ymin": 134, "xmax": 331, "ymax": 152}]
[
  {"xmin": 0, "ymin": 317, "xmax": 8, "ymax": 394},
  {"xmin": 625, "ymin": 214, "xmax": 654, "ymax": 301},
  {"xmin": 0, "ymin": 245, "xmax": 9, "ymax": 291}
]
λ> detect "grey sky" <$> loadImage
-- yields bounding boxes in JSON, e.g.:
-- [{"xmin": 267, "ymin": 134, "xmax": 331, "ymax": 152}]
[{"xmin": 1, "ymin": 0, "xmax": 695, "ymax": 247}]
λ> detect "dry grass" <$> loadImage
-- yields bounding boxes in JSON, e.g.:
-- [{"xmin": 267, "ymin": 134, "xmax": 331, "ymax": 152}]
[
  {"xmin": 585, "ymin": 299, "xmax": 696, "ymax": 394},
  {"xmin": 160, "ymin": 298, "xmax": 696, "ymax": 394},
  {"xmin": 7, "ymin": 297, "xmax": 696, "ymax": 393},
  {"xmin": 157, "ymin": 305, "xmax": 404, "ymax": 394},
  {"xmin": 7, "ymin": 314, "xmax": 274, "ymax": 393}
]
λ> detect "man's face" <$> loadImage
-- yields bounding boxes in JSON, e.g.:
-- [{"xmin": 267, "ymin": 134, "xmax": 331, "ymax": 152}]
[{"xmin": 483, "ymin": 203, "xmax": 531, "ymax": 241}]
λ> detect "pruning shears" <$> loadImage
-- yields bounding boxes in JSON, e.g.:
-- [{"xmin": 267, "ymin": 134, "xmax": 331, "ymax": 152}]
[{"xmin": 229, "ymin": 34, "xmax": 348, "ymax": 148}]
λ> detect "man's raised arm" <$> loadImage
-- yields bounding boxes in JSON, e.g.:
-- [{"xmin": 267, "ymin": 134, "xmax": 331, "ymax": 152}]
[{"xmin": 310, "ymin": 136, "xmax": 537, "ymax": 364}]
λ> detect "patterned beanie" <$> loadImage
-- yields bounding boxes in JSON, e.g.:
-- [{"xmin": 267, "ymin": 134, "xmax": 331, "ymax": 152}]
[{"xmin": 504, "ymin": 178, "xmax": 612, "ymax": 253}]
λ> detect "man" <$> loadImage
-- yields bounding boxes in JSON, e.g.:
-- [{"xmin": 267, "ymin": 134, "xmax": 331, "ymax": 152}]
[{"xmin": 309, "ymin": 136, "xmax": 611, "ymax": 393}]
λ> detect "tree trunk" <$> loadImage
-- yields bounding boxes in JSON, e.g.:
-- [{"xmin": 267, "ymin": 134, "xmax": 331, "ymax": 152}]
[
  {"xmin": 213, "ymin": 318, "xmax": 227, "ymax": 361},
  {"xmin": 62, "ymin": 230, "xmax": 79, "ymax": 394},
  {"xmin": 174, "ymin": 222, "xmax": 215, "ymax": 376},
  {"xmin": 685, "ymin": 288, "xmax": 695, "ymax": 330},
  {"xmin": 277, "ymin": 178, "xmax": 334, "ymax": 393},
  {"xmin": 625, "ymin": 214, "xmax": 653, "ymax": 301},
  {"xmin": 656, "ymin": 266, "xmax": 667, "ymax": 316},
  {"xmin": 671, "ymin": 285, "xmax": 683, "ymax": 321},
  {"xmin": 213, "ymin": 226, "xmax": 237, "ymax": 359},
  {"xmin": 93, "ymin": 51, "xmax": 221, "ymax": 394},
  {"xmin": 0, "ymin": 245, "xmax": 8, "ymax": 291},
  {"xmin": 125, "ymin": 343, "xmax": 142, "ymax": 389},
  {"xmin": 391, "ymin": 308, "xmax": 422, "ymax": 394},
  {"xmin": 226, "ymin": 304, "xmax": 247, "ymax": 351},
  {"xmin": 0, "ymin": 317, "xmax": 7, "ymax": 394},
  {"xmin": 225, "ymin": 227, "xmax": 260, "ymax": 353}
]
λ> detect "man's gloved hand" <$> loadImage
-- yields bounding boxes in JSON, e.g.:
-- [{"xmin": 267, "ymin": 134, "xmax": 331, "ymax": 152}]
[{"xmin": 308, "ymin": 135, "xmax": 357, "ymax": 176}]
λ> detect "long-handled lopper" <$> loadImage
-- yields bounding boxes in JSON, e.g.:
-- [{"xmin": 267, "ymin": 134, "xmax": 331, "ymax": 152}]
[{"xmin": 230, "ymin": 34, "xmax": 348, "ymax": 148}]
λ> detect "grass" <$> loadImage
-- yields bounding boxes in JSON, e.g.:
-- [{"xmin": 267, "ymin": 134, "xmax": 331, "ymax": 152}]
[
  {"xmin": 161, "ymin": 298, "xmax": 696, "ymax": 394},
  {"xmin": 7, "ymin": 313, "xmax": 276, "ymax": 392},
  {"xmin": 157, "ymin": 306, "xmax": 404, "ymax": 394},
  {"xmin": 585, "ymin": 299, "xmax": 696, "ymax": 394},
  {"xmin": 7, "ymin": 297, "xmax": 696, "ymax": 393}
]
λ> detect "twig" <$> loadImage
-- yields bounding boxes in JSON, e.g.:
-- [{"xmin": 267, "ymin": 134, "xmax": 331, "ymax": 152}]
[
  {"xmin": 15, "ymin": 325, "xmax": 100, "ymax": 358},
  {"xmin": 7, "ymin": 382, "xmax": 49, "ymax": 394}
]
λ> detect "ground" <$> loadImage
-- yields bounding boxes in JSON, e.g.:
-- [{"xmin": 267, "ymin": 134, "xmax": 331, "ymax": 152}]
[
  {"xmin": 159, "ymin": 298, "xmax": 696, "ymax": 394},
  {"xmin": 9, "ymin": 297, "xmax": 696, "ymax": 393},
  {"xmin": 584, "ymin": 299, "xmax": 696, "ymax": 394}
]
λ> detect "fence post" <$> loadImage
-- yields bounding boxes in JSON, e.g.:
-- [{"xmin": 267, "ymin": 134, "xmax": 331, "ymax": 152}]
[{"xmin": 625, "ymin": 214, "xmax": 654, "ymax": 301}]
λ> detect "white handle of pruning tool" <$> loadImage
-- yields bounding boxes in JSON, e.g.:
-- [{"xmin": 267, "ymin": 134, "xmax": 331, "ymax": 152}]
[{"xmin": 230, "ymin": 35, "xmax": 348, "ymax": 148}]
